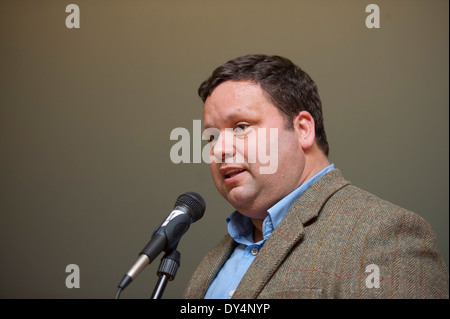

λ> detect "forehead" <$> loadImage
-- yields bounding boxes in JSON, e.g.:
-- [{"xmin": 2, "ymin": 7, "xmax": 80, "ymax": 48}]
[{"xmin": 202, "ymin": 81, "xmax": 275, "ymax": 127}]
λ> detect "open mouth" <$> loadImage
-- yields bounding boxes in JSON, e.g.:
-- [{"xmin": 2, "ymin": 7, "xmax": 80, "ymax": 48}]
[{"xmin": 225, "ymin": 169, "xmax": 246, "ymax": 179}]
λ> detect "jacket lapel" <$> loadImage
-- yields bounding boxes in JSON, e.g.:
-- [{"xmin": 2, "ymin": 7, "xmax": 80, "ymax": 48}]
[
  {"xmin": 232, "ymin": 169, "xmax": 350, "ymax": 298},
  {"xmin": 183, "ymin": 234, "xmax": 237, "ymax": 298}
]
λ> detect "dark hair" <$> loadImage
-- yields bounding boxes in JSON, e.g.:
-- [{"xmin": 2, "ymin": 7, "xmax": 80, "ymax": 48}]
[{"xmin": 198, "ymin": 54, "xmax": 329, "ymax": 156}]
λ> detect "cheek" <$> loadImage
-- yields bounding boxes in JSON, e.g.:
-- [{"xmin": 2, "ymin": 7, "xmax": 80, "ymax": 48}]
[
  {"xmin": 234, "ymin": 132, "xmax": 258, "ymax": 163},
  {"xmin": 276, "ymin": 133, "xmax": 304, "ymax": 169}
]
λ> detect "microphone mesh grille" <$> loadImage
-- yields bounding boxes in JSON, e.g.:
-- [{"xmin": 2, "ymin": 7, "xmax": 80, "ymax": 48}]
[{"xmin": 175, "ymin": 192, "xmax": 206, "ymax": 222}]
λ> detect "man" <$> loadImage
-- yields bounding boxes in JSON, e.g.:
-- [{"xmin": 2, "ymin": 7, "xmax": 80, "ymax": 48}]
[{"xmin": 183, "ymin": 54, "xmax": 449, "ymax": 298}]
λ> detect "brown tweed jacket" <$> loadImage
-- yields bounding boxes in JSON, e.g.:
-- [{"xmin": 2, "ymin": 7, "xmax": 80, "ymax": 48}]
[{"xmin": 183, "ymin": 169, "xmax": 449, "ymax": 299}]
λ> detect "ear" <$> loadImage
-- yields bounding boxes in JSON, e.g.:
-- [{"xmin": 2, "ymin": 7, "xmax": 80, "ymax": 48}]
[{"xmin": 293, "ymin": 111, "xmax": 316, "ymax": 150}]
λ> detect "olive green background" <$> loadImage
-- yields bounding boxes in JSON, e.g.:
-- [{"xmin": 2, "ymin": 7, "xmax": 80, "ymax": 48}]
[{"xmin": 0, "ymin": 1, "xmax": 448, "ymax": 298}]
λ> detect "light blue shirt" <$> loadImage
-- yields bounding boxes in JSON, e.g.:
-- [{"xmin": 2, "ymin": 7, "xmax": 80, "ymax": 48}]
[{"xmin": 204, "ymin": 164, "xmax": 335, "ymax": 299}]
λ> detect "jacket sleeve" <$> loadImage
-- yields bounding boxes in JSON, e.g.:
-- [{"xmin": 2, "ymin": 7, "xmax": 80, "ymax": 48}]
[{"xmin": 359, "ymin": 208, "xmax": 449, "ymax": 299}]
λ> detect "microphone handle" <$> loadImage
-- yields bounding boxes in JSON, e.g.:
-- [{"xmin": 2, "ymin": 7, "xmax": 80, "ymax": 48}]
[
  {"xmin": 143, "ymin": 212, "xmax": 192, "ymax": 255},
  {"xmin": 140, "ymin": 233, "xmax": 167, "ymax": 261},
  {"xmin": 117, "ymin": 209, "xmax": 193, "ymax": 291},
  {"xmin": 117, "ymin": 234, "xmax": 167, "ymax": 290}
]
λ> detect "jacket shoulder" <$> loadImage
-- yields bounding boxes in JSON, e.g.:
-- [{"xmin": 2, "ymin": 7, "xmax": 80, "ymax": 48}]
[{"xmin": 284, "ymin": 183, "xmax": 449, "ymax": 298}]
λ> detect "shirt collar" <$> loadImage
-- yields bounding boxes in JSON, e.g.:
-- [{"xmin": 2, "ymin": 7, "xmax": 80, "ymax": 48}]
[{"xmin": 226, "ymin": 164, "xmax": 335, "ymax": 246}]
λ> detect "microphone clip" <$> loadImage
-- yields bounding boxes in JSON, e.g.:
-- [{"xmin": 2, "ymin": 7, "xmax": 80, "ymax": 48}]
[{"xmin": 150, "ymin": 249, "xmax": 181, "ymax": 299}]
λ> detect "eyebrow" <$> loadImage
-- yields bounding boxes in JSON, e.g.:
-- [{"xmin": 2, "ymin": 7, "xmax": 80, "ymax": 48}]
[
  {"xmin": 203, "ymin": 101, "xmax": 262, "ymax": 131},
  {"xmin": 205, "ymin": 110, "xmax": 251, "ymax": 129}
]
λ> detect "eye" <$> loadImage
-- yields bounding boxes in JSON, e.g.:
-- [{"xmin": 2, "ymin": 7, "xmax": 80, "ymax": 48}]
[{"xmin": 233, "ymin": 123, "xmax": 249, "ymax": 135}]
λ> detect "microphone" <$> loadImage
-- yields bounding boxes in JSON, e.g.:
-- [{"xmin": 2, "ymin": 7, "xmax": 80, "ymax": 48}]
[{"xmin": 116, "ymin": 192, "xmax": 206, "ymax": 294}]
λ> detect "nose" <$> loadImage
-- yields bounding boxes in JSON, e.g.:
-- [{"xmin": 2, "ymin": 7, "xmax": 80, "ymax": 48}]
[{"xmin": 211, "ymin": 128, "xmax": 235, "ymax": 163}]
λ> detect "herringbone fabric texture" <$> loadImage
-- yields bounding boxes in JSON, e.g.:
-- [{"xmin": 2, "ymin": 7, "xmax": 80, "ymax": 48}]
[{"xmin": 183, "ymin": 170, "xmax": 449, "ymax": 299}]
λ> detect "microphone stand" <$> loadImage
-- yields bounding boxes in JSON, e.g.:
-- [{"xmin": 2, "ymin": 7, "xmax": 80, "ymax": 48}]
[{"xmin": 150, "ymin": 248, "xmax": 181, "ymax": 299}]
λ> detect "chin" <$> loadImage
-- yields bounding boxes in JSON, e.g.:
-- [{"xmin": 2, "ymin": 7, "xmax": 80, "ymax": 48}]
[{"xmin": 225, "ymin": 187, "xmax": 257, "ymax": 211}]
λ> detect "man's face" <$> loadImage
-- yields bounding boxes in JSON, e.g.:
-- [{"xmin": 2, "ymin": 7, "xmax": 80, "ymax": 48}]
[{"xmin": 203, "ymin": 81, "xmax": 307, "ymax": 219}]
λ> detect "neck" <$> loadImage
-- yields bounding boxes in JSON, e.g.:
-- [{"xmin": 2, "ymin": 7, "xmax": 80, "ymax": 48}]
[
  {"xmin": 251, "ymin": 219, "xmax": 264, "ymax": 242},
  {"xmin": 250, "ymin": 151, "xmax": 330, "ymax": 243},
  {"xmin": 300, "ymin": 148, "xmax": 330, "ymax": 187}
]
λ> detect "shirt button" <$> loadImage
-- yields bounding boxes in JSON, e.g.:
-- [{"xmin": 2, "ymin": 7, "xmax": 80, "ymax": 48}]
[
  {"xmin": 251, "ymin": 247, "xmax": 259, "ymax": 256},
  {"xmin": 229, "ymin": 290, "xmax": 235, "ymax": 297}
]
